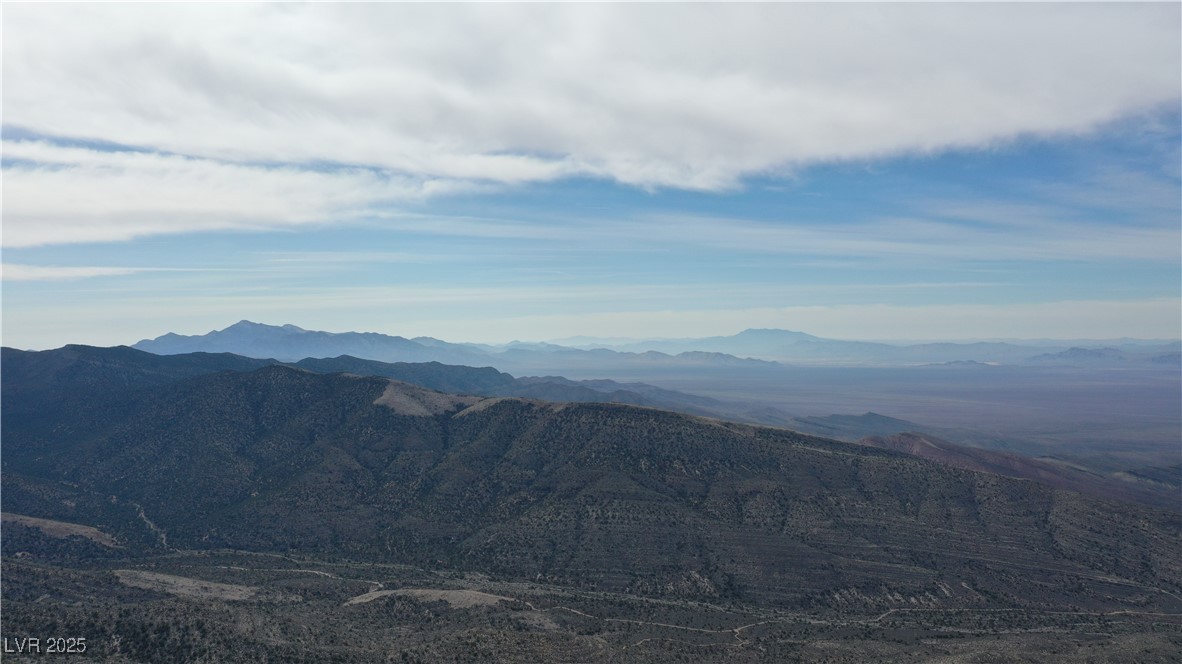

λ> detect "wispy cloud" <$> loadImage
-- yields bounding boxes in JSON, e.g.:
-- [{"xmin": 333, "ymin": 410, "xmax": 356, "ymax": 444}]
[
  {"xmin": 1, "ymin": 264, "xmax": 176, "ymax": 281},
  {"xmin": 1031, "ymin": 166, "xmax": 1182, "ymax": 219},
  {"xmin": 630, "ymin": 212, "xmax": 1180, "ymax": 263},
  {"xmin": 2, "ymin": 140, "xmax": 471, "ymax": 247},
  {"xmin": 259, "ymin": 251, "xmax": 459, "ymax": 266}
]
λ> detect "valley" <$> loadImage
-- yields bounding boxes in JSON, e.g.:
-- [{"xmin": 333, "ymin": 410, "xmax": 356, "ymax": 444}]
[
  {"xmin": 5, "ymin": 546, "xmax": 1181, "ymax": 662},
  {"xmin": 126, "ymin": 322, "xmax": 1182, "ymax": 469}
]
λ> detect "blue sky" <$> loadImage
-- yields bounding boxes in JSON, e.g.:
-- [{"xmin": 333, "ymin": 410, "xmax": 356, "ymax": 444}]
[{"xmin": 3, "ymin": 4, "xmax": 1179, "ymax": 349}]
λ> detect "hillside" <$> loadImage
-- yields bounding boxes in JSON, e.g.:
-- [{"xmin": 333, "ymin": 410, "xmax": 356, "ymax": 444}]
[
  {"xmin": 858, "ymin": 432, "xmax": 1180, "ymax": 511},
  {"xmin": 4, "ymin": 353, "xmax": 1180, "ymax": 661},
  {"xmin": 6, "ymin": 362, "xmax": 1179, "ymax": 603},
  {"xmin": 1, "ymin": 345, "xmax": 725, "ymax": 421}
]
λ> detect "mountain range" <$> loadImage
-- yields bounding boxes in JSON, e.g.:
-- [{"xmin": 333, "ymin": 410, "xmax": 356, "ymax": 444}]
[
  {"xmin": 131, "ymin": 323, "xmax": 1182, "ymax": 477},
  {"xmin": 132, "ymin": 321, "xmax": 780, "ymax": 375},
  {"xmin": 6, "ymin": 347, "xmax": 1178, "ymax": 602},
  {"xmin": 131, "ymin": 321, "xmax": 1182, "ymax": 369},
  {"xmin": 4, "ymin": 343, "xmax": 1180, "ymax": 661},
  {"xmin": 576, "ymin": 328, "xmax": 1182, "ymax": 365},
  {"xmin": 8, "ymin": 344, "xmax": 1175, "ymax": 512},
  {"xmin": 0, "ymin": 344, "xmax": 738, "ymax": 422}
]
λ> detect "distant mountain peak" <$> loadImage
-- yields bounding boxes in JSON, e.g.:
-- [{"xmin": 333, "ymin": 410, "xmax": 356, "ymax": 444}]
[
  {"xmin": 220, "ymin": 320, "xmax": 310, "ymax": 334},
  {"xmin": 736, "ymin": 328, "xmax": 817, "ymax": 339},
  {"xmin": 1028, "ymin": 346, "xmax": 1126, "ymax": 363}
]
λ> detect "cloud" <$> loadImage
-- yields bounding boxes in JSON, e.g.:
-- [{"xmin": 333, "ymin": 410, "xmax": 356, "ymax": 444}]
[
  {"xmin": 2, "ymin": 140, "xmax": 466, "ymax": 247},
  {"xmin": 617, "ymin": 209, "xmax": 1182, "ymax": 263},
  {"xmin": 5, "ymin": 3, "xmax": 1178, "ymax": 194},
  {"xmin": 6, "ymin": 134, "xmax": 1177, "ymax": 260},
  {"xmin": 2, "ymin": 263, "xmax": 164, "ymax": 281}
]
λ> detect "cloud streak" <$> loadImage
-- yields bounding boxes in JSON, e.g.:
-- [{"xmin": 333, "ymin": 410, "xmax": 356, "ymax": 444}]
[
  {"xmin": 2, "ymin": 140, "xmax": 467, "ymax": 247},
  {"xmin": 2, "ymin": 264, "xmax": 172, "ymax": 281}
]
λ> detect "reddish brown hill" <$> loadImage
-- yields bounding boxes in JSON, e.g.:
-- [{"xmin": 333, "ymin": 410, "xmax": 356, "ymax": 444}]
[{"xmin": 857, "ymin": 432, "xmax": 1177, "ymax": 511}]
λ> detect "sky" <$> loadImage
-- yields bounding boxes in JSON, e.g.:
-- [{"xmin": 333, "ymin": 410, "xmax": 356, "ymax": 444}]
[{"xmin": 3, "ymin": 3, "xmax": 1180, "ymax": 349}]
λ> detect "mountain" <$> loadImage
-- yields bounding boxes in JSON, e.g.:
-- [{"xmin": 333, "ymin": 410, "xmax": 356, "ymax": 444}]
[
  {"xmin": 605, "ymin": 328, "xmax": 843, "ymax": 357},
  {"xmin": 0, "ymin": 344, "xmax": 273, "ymax": 420},
  {"xmin": 575, "ymin": 328, "xmax": 1057, "ymax": 365},
  {"xmin": 513, "ymin": 376, "xmax": 723, "ymax": 412},
  {"xmin": 3, "ymin": 345, "xmax": 731, "ymax": 423},
  {"xmin": 1028, "ymin": 347, "xmax": 1126, "ymax": 364},
  {"xmin": 292, "ymin": 355, "xmax": 519, "ymax": 394},
  {"xmin": 134, "ymin": 320, "xmax": 492, "ymax": 365},
  {"xmin": 293, "ymin": 354, "xmax": 727, "ymax": 415},
  {"xmin": 5, "ymin": 361, "xmax": 1178, "ymax": 602},
  {"xmin": 1026, "ymin": 345, "xmax": 1182, "ymax": 366},
  {"xmin": 132, "ymin": 321, "xmax": 776, "ymax": 374},
  {"xmin": 130, "ymin": 322, "xmax": 1182, "ymax": 374},
  {"xmin": 571, "ymin": 329, "xmax": 1182, "ymax": 367},
  {"xmin": 786, "ymin": 412, "xmax": 929, "ymax": 440},
  {"xmin": 5, "ymin": 353, "xmax": 1181, "ymax": 661}
]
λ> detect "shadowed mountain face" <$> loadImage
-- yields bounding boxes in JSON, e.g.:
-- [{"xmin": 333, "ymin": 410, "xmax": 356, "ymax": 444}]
[
  {"xmin": 1, "ymin": 345, "xmax": 725, "ymax": 420},
  {"xmin": 0, "ymin": 345, "xmax": 272, "ymax": 424},
  {"xmin": 290, "ymin": 355, "xmax": 725, "ymax": 416},
  {"xmin": 4, "ymin": 355, "xmax": 1180, "ymax": 613},
  {"xmin": 293, "ymin": 355, "xmax": 517, "ymax": 395}
]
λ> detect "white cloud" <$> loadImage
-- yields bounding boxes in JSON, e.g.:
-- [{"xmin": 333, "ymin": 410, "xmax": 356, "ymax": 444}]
[
  {"xmin": 2, "ymin": 263, "xmax": 160, "ymax": 281},
  {"xmin": 4, "ymin": 3, "xmax": 1178, "ymax": 194},
  {"xmin": 2, "ymin": 140, "xmax": 465, "ymax": 246},
  {"xmin": 8, "ymin": 134, "xmax": 1179, "ymax": 258}
]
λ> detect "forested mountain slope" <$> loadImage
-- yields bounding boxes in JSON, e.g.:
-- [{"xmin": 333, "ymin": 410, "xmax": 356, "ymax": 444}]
[{"xmin": 4, "ymin": 361, "xmax": 1179, "ymax": 612}]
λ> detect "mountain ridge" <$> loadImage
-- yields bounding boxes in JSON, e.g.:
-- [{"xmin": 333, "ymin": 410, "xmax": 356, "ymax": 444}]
[
  {"xmin": 5, "ymin": 344, "xmax": 1181, "ymax": 661},
  {"xmin": 132, "ymin": 320, "xmax": 1182, "ymax": 368},
  {"xmin": 1, "ymin": 345, "xmax": 731, "ymax": 420},
  {"xmin": 857, "ymin": 432, "xmax": 1179, "ymax": 511},
  {"xmin": 5, "ymin": 360, "xmax": 1179, "ymax": 612},
  {"xmin": 133, "ymin": 321, "xmax": 778, "ymax": 373}
]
